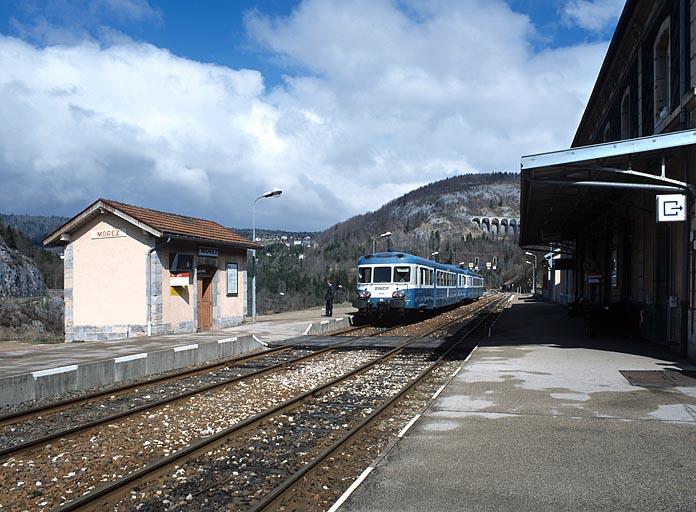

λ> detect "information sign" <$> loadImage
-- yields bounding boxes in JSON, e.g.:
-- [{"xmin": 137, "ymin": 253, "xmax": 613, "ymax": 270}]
[
  {"xmin": 226, "ymin": 263, "xmax": 238, "ymax": 295},
  {"xmin": 91, "ymin": 228, "xmax": 126, "ymax": 239},
  {"xmin": 656, "ymin": 194, "xmax": 687, "ymax": 222},
  {"xmin": 199, "ymin": 246, "xmax": 219, "ymax": 257},
  {"xmin": 586, "ymin": 272, "xmax": 602, "ymax": 284}
]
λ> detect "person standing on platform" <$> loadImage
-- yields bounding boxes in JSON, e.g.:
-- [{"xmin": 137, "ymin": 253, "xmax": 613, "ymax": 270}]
[{"xmin": 324, "ymin": 279, "xmax": 335, "ymax": 317}]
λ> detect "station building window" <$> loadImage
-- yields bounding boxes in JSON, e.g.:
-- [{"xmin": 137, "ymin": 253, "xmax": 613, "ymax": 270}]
[
  {"xmin": 169, "ymin": 253, "xmax": 193, "ymax": 272},
  {"xmin": 654, "ymin": 19, "xmax": 670, "ymax": 127},
  {"xmin": 620, "ymin": 87, "xmax": 631, "ymax": 139},
  {"xmin": 610, "ymin": 246, "xmax": 619, "ymax": 289}
]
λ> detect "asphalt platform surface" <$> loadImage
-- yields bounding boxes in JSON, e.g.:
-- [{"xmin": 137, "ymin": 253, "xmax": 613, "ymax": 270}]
[{"xmin": 340, "ymin": 296, "xmax": 696, "ymax": 512}]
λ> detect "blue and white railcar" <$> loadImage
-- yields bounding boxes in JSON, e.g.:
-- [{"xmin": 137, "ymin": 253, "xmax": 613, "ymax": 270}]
[{"xmin": 352, "ymin": 252, "xmax": 484, "ymax": 318}]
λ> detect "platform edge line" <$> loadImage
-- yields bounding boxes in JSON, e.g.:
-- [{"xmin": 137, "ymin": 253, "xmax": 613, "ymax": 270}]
[
  {"xmin": 397, "ymin": 413, "xmax": 422, "ymax": 438},
  {"xmin": 464, "ymin": 345, "xmax": 479, "ymax": 362},
  {"xmin": 327, "ymin": 466, "xmax": 374, "ymax": 512}
]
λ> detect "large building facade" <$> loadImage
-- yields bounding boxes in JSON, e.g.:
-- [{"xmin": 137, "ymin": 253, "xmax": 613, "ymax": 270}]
[
  {"xmin": 44, "ymin": 199, "xmax": 260, "ymax": 342},
  {"xmin": 520, "ymin": 0, "xmax": 696, "ymax": 361}
]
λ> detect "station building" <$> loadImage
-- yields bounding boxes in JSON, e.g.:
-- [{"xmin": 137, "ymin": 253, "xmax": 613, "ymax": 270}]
[
  {"xmin": 520, "ymin": 0, "xmax": 696, "ymax": 361},
  {"xmin": 43, "ymin": 199, "xmax": 261, "ymax": 342}
]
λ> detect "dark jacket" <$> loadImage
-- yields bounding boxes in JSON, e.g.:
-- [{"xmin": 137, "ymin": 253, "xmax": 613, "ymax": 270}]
[{"xmin": 324, "ymin": 283, "xmax": 335, "ymax": 301}]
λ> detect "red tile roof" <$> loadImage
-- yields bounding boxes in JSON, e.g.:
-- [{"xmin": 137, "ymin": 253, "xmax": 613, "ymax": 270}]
[
  {"xmin": 100, "ymin": 199, "xmax": 260, "ymax": 248},
  {"xmin": 43, "ymin": 198, "xmax": 260, "ymax": 249}
]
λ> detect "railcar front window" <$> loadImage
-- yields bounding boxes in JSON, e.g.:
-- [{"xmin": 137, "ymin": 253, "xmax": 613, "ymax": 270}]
[
  {"xmin": 394, "ymin": 266, "xmax": 410, "ymax": 283},
  {"xmin": 358, "ymin": 267, "xmax": 372, "ymax": 283},
  {"xmin": 373, "ymin": 266, "xmax": 392, "ymax": 283}
]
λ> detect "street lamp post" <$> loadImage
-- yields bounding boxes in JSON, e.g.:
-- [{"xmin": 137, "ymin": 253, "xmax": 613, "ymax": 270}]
[
  {"xmin": 525, "ymin": 251, "xmax": 537, "ymax": 295},
  {"xmin": 371, "ymin": 231, "xmax": 392, "ymax": 253},
  {"xmin": 525, "ymin": 260, "xmax": 535, "ymax": 295},
  {"xmin": 252, "ymin": 188, "xmax": 282, "ymax": 323}
]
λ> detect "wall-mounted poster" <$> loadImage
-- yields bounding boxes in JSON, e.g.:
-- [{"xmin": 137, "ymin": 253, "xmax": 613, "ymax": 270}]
[{"xmin": 226, "ymin": 262, "xmax": 238, "ymax": 295}]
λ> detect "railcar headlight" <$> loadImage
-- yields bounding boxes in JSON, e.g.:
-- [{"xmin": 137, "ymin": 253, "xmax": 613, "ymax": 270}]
[
  {"xmin": 358, "ymin": 289, "xmax": 371, "ymax": 299},
  {"xmin": 392, "ymin": 290, "xmax": 405, "ymax": 299}
]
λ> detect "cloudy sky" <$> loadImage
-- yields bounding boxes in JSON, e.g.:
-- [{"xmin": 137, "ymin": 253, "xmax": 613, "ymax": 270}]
[{"xmin": 0, "ymin": 0, "xmax": 625, "ymax": 231}]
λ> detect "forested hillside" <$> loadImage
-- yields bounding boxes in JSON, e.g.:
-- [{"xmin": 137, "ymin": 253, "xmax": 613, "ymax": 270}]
[
  {"xmin": 254, "ymin": 172, "xmax": 525, "ymax": 313},
  {"xmin": 2, "ymin": 172, "xmax": 526, "ymax": 317},
  {"xmin": 0, "ymin": 214, "xmax": 69, "ymax": 245}
]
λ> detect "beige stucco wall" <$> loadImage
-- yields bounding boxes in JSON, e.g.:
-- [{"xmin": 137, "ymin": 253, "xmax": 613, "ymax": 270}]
[
  {"xmin": 71, "ymin": 213, "xmax": 152, "ymax": 327},
  {"xmin": 216, "ymin": 249, "xmax": 247, "ymax": 321}
]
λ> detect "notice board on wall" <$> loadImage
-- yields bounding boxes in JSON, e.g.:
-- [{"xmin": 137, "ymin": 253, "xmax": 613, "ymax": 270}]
[{"xmin": 226, "ymin": 263, "xmax": 238, "ymax": 295}]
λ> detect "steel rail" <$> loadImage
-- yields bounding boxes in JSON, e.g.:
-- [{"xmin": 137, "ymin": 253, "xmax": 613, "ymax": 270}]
[
  {"xmin": 249, "ymin": 295, "xmax": 508, "ymax": 511},
  {"xmin": 1, "ymin": 342, "xmax": 349, "ymax": 460},
  {"xmin": 0, "ymin": 320, "xmax": 373, "ymax": 429},
  {"xmin": 0, "ymin": 320, "xmax": 411, "ymax": 460},
  {"xmin": 0, "ymin": 321, "xmax": 377, "ymax": 428},
  {"xmin": 0, "ymin": 345, "xmax": 289, "ymax": 428},
  {"xmin": 51, "ymin": 297, "xmax": 499, "ymax": 512}
]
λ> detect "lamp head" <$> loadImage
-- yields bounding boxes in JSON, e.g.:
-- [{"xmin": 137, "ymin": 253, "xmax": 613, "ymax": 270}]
[
  {"xmin": 380, "ymin": 231, "xmax": 392, "ymax": 238},
  {"xmin": 263, "ymin": 188, "xmax": 283, "ymax": 198},
  {"xmin": 525, "ymin": 251, "xmax": 533, "ymax": 256}
]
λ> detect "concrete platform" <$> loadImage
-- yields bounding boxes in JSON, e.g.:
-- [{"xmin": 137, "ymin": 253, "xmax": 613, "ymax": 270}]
[
  {"xmin": 339, "ymin": 296, "xmax": 696, "ymax": 512},
  {"xmin": 0, "ymin": 304, "xmax": 355, "ymax": 407}
]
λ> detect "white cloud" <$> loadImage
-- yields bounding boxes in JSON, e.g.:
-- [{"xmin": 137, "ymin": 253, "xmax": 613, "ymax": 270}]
[
  {"xmin": 563, "ymin": 0, "xmax": 625, "ymax": 33},
  {"xmin": 0, "ymin": 0, "xmax": 609, "ymax": 230}
]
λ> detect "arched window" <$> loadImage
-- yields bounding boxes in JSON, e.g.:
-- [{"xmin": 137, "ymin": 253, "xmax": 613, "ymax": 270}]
[
  {"xmin": 620, "ymin": 87, "xmax": 630, "ymax": 139},
  {"xmin": 654, "ymin": 19, "xmax": 670, "ymax": 127}
]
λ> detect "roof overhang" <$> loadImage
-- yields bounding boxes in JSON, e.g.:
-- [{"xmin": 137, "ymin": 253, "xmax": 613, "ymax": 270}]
[
  {"xmin": 520, "ymin": 130, "xmax": 696, "ymax": 249},
  {"xmin": 166, "ymin": 234, "xmax": 262, "ymax": 251},
  {"xmin": 43, "ymin": 199, "xmax": 162, "ymax": 246}
]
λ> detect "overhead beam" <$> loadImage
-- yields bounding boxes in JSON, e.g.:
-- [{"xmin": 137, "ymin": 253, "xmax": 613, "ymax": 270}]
[
  {"xmin": 536, "ymin": 180, "xmax": 686, "ymax": 193},
  {"xmin": 521, "ymin": 129, "xmax": 696, "ymax": 170}
]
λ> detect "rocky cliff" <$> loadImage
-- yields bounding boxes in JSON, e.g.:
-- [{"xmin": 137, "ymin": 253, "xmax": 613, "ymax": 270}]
[{"xmin": 0, "ymin": 232, "xmax": 46, "ymax": 298}]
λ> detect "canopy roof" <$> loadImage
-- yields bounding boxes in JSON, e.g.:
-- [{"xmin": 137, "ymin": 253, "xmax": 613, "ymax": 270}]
[{"xmin": 519, "ymin": 130, "xmax": 696, "ymax": 249}]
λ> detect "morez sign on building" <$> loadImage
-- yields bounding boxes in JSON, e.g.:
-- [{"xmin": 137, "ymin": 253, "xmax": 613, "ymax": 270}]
[{"xmin": 91, "ymin": 228, "xmax": 127, "ymax": 239}]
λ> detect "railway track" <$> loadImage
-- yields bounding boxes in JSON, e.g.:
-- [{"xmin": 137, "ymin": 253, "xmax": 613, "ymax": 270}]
[
  {"xmin": 45, "ymin": 294, "xmax": 506, "ymax": 511},
  {"xmin": 271, "ymin": 293, "xmax": 511, "ymax": 511},
  {"xmin": 0, "ymin": 314, "xmax": 449, "ymax": 511},
  {"xmin": 0, "ymin": 322, "xmax": 407, "ymax": 460},
  {"xmin": 0, "ymin": 324, "xmax": 372, "ymax": 429}
]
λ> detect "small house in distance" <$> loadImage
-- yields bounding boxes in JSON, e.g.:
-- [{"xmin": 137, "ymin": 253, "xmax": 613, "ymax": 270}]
[{"xmin": 44, "ymin": 199, "xmax": 261, "ymax": 342}]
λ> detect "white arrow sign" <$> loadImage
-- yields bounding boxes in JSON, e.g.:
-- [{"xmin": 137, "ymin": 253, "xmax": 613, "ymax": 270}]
[{"xmin": 656, "ymin": 194, "xmax": 687, "ymax": 222}]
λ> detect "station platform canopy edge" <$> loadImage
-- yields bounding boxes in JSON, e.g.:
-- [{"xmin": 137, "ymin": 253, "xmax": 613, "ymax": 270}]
[{"xmin": 519, "ymin": 129, "xmax": 696, "ymax": 250}]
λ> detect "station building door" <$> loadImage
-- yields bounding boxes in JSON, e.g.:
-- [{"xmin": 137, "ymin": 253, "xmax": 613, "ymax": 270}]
[{"xmin": 197, "ymin": 275, "xmax": 213, "ymax": 330}]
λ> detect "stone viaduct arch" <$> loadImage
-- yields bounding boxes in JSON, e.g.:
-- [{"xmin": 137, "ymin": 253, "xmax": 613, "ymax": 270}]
[{"xmin": 470, "ymin": 216, "xmax": 520, "ymax": 238}]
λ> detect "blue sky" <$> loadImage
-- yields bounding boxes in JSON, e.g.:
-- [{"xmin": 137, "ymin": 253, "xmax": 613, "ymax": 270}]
[
  {"xmin": 0, "ymin": 0, "xmax": 624, "ymax": 230},
  {"xmin": 0, "ymin": 0, "xmax": 618, "ymax": 78}
]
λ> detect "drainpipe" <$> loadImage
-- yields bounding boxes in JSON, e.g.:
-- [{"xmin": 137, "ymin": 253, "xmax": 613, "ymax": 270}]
[{"xmin": 147, "ymin": 237, "xmax": 171, "ymax": 336}]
